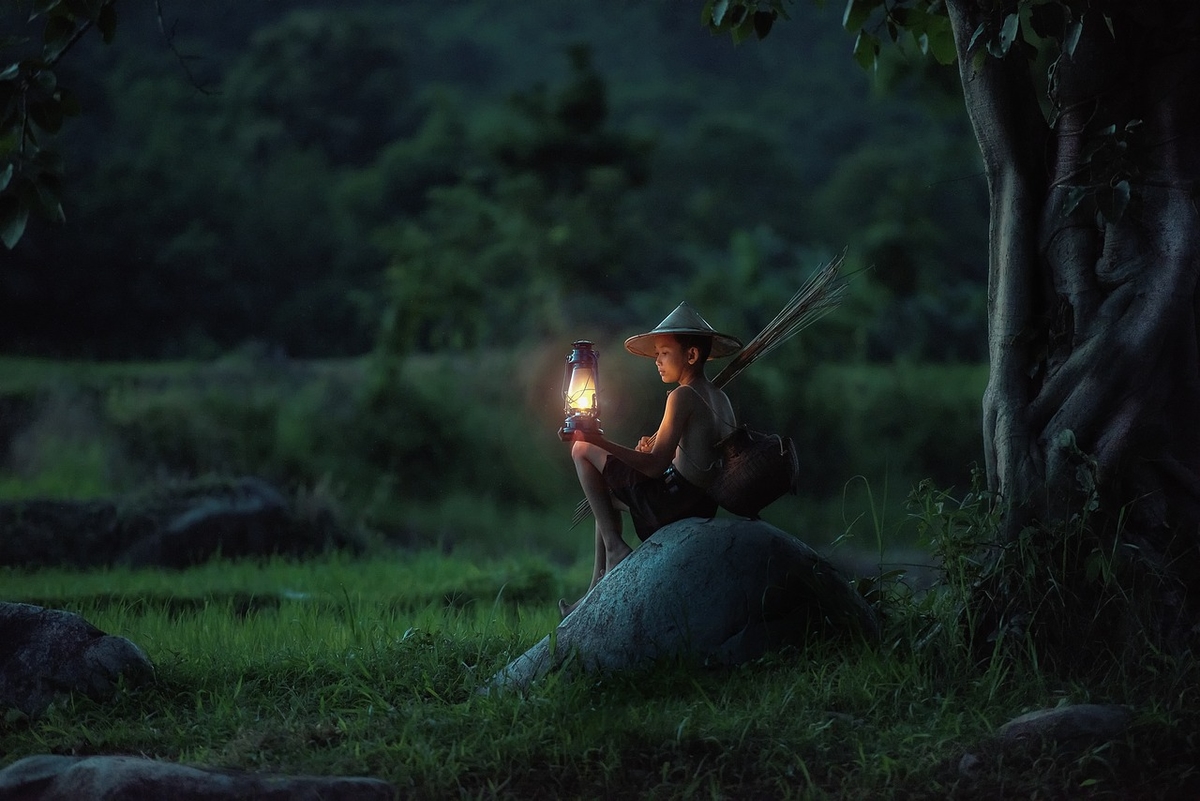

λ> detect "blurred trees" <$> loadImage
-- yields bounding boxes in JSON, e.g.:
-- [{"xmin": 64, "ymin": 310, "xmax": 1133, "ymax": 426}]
[
  {"xmin": 377, "ymin": 46, "xmax": 656, "ymax": 355},
  {"xmin": 2, "ymin": 0, "xmax": 988, "ymax": 364}
]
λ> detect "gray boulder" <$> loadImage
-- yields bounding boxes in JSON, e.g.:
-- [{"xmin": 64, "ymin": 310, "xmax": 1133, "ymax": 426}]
[
  {"xmin": 0, "ymin": 602, "xmax": 154, "ymax": 718},
  {"xmin": 0, "ymin": 755, "xmax": 396, "ymax": 801},
  {"xmin": 958, "ymin": 703, "xmax": 1134, "ymax": 776},
  {"xmin": 997, "ymin": 703, "xmax": 1133, "ymax": 752},
  {"xmin": 0, "ymin": 476, "xmax": 359, "ymax": 570},
  {"xmin": 119, "ymin": 476, "xmax": 295, "ymax": 568},
  {"xmin": 488, "ymin": 517, "xmax": 877, "ymax": 692}
]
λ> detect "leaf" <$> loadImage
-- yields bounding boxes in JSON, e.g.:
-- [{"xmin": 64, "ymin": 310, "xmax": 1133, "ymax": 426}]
[
  {"xmin": 967, "ymin": 22, "xmax": 987, "ymax": 54},
  {"xmin": 31, "ymin": 0, "xmax": 64, "ymax": 19},
  {"xmin": 98, "ymin": 1, "xmax": 117, "ymax": 43},
  {"xmin": 889, "ymin": 7, "xmax": 910, "ymax": 27},
  {"xmin": 1081, "ymin": 135, "xmax": 1106, "ymax": 164},
  {"xmin": 33, "ymin": 172, "xmax": 64, "ymax": 223},
  {"xmin": 1063, "ymin": 18, "xmax": 1083, "ymax": 57},
  {"xmin": 33, "ymin": 67, "xmax": 57, "ymax": 94},
  {"xmin": 1108, "ymin": 179, "xmax": 1131, "ymax": 224},
  {"xmin": 42, "ymin": 13, "xmax": 75, "ymax": 59},
  {"xmin": 0, "ymin": 130, "xmax": 18, "ymax": 158},
  {"xmin": 720, "ymin": 4, "xmax": 748, "ymax": 42},
  {"xmin": 842, "ymin": 0, "xmax": 878, "ymax": 33},
  {"xmin": 726, "ymin": 3, "xmax": 748, "ymax": 29},
  {"xmin": 1028, "ymin": 2, "xmax": 1067, "ymax": 40},
  {"xmin": 926, "ymin": 18, "xmax": 957, "ymax": 65},
  {"xmin": 732, "ymin": 10, "xmax": 756, "ymax": 44},
  {"xmin": 753, "ymin": 9, "xmax": 777, "ymax": 40},
  {"xmin": 27, "ymin": 98, "xmax": 64, "ymax": 133},
  {"xmin": 852, "ymin": 30, "xmax": 880, "ymax": 71},
  {"xmin": 0, "ymin": 193, "xmax": 29, "ymax": 249},
  {"xmin": 0, "ymin": 162, "xmax": 12, "ymax": 192},
  {"xmin": 1061, "ymin": 186, "xmax": 1088, "ymax": 217},
  {"xmin": 711, "ymin": 0, "xmax": 731, "ymax": 27},
  {"xmin": 993, "ymin": 13, "xmax": 1020, "ymax": 57}
]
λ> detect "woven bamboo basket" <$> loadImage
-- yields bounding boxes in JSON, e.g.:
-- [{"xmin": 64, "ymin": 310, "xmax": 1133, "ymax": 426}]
[{"xmin": 708, "ymin": 426, "xmax": 799, "ymax": 518}]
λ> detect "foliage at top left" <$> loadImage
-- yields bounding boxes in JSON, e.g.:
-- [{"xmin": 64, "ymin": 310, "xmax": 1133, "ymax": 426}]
[{"xmin": 1, "ymin": 0, "xmax": 116, "ymax": 248}]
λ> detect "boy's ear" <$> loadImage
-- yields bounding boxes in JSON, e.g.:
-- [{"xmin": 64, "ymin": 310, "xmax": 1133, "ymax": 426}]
[{"xmin": 686, "ymin": 347, "xmax": 699, "ymax": 365}]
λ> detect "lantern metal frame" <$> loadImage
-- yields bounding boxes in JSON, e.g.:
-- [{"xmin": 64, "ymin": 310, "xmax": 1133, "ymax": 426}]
[{"xmin": 560, "ymin": 340, "xmax": 602, "ymax": 439}]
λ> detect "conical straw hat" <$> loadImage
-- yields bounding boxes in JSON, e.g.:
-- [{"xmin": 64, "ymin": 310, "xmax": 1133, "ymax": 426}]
[{"xmin": 624, "ymin": 301, "xmax": 742, "ymax": 359}]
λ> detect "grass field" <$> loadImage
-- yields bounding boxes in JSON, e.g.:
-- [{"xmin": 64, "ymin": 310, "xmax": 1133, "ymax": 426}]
[
  {"xmin": 2, "ymin": 356, "xmax": 1196, "ymax": 797},
  {"xmin": 3, "ymin": 546, "xmax": 1197, "ymax": 799}
]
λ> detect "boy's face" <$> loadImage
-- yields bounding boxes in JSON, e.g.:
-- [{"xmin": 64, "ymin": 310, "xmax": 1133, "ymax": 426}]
[{"xmin": 652, "ymin": 335, "xmax": 697, "ymax": 384}]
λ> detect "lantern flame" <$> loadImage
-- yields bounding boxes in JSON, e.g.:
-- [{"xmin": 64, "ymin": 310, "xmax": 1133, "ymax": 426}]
[{"xmin": 565, "ymin": 366, "xmax": 597, "ymax": 412}]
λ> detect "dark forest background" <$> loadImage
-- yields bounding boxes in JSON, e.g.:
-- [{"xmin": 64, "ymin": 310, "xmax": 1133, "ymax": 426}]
[
  {"xmin": 1, "ymin": 0, "xmax": 987, "ymax": 362},
  {"xmin": 1, "ymin": 0, "xmax": 991, "ymax": 551}
]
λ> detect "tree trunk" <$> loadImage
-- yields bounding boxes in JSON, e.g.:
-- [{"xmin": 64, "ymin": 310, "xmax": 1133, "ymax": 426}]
[{"xmin": 945, "ymin": 0, "xmax": 1200, "ymax": 661}]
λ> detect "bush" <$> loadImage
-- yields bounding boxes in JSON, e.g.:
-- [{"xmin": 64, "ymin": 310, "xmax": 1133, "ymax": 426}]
[{"xmin": 1, "ymin": 353, "xmax": 989, "ymax": 553}]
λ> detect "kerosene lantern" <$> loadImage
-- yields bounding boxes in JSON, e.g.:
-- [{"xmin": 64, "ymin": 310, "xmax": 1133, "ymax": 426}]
[{"xmin": 559, "ymin": 340, "xmax": 602, "ymax": 440}]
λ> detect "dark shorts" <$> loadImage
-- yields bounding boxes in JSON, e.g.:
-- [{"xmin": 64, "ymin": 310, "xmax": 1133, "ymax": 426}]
[{"xmin": 603, "ymin": 458, "xmax": 718, "ymax": 542}]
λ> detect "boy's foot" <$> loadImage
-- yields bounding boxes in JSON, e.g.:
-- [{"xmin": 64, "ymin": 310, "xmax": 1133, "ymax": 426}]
[
  {"xmin": 605, "ymin": 542, "xmax": 633, "ymax": 573},
  {"xmin": 558, "ymin": 598, "xmax": 578, "ymax": 619}
]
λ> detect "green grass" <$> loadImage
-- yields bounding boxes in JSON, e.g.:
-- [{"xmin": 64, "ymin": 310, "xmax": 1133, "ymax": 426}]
[
  {"xmin": 2, "ymin": 356, "xmax": 1196, "ymax": 796},
  {"xmin": 3, "ymin": 550, "xmax": 1196, "ymax": 799}
]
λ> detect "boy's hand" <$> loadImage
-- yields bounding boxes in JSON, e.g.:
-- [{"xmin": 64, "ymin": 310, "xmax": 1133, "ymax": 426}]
[{"xmin": 635, "ymin": 436, "xmax": 653, "ymax": 453}]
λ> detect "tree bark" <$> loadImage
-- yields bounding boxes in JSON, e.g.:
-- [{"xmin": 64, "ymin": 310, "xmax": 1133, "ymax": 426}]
[{"xmin": 946, "ymin": 0, "xmax": 1200, "ymax": 655}]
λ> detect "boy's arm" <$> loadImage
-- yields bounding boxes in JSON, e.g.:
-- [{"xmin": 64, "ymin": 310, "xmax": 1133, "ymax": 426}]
[{"xmin": 575, "ymin": 387, "xmax": 691, "ymax": 477}]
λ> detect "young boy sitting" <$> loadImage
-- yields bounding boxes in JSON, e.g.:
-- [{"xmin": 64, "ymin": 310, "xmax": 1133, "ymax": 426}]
[{"xmin": 560, "ymin": 302, "xmax": 741, "ymax": 617}]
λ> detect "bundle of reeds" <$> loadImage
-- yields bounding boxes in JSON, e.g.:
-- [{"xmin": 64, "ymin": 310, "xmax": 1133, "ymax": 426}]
[
  {"xmin": 570, "ymin": 252, "xmax": 848, "ymax": 528},
  {"xmin": 709, "ymin": 253, "xmax": 846, "ymax": 388}
]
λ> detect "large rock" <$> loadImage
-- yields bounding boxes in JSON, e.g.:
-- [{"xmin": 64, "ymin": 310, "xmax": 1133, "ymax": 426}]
[
  {"xmin": 0, "ymin": 476, "xmax": 359, "ymax": 570},
  {"xmin": 0, "ymin": 602, "xmax": 154, "ymax": 718},
  {"xmin": 488, "ymin": 517, "xmax": 877, "ymax": 692},
  {"xmin": 0, "ymin": 755, "xmax": 396, "ymax": 801},
  {"xmin": 119, "ymin": 477, "xmax": 296, "ymax": 568}
]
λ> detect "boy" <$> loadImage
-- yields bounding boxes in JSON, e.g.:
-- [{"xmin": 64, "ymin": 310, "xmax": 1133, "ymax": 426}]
[{"xmin": 560, "ymin": 302, "xmax": 741, "ymax": 617}]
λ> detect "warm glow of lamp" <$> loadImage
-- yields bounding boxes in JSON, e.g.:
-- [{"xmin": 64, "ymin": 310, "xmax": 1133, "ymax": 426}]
[{"xmin": 560, "ymin": 340, "xmax": 601, "ymax": 439}]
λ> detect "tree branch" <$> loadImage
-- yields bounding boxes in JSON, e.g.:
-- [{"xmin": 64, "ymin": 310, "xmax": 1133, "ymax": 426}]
[{"xmin": 154, "ymin": 0, "xmax": 217, "ymax": 95}]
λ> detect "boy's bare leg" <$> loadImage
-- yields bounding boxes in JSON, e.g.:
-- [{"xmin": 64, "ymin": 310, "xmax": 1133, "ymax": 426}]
[
  {"xmin": 589, "ymin": 522, "xmax": 606, "ymax": 588},
  {"xmin": 560, "ymin": 442, "xmax": 633, "ymax": 617},
  {"xmin": 572, "ymin": 441, "xmax": 633, "ymax": 572},
  {"xmin": 559, "ymin": 527, "xmax": 605, "ymax": 618}
]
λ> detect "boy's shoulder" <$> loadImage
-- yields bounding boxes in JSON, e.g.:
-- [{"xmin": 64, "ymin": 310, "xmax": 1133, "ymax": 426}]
[{"xmin": 669, "ymin": 382, "xmax": 723, "ymax": 407}]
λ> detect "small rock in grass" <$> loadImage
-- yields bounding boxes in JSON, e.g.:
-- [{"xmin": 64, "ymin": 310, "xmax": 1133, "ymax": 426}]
[
  {"xmin": 997, "ymin": 703, "xmax": 1133, "ymax": 752},
  {"xmin": 958, "ymin": 703, "xmax": 1135, "ymax": 778},
  {"xmin": 0, "ymin": 755, "xmax": 396, "ymax": 801}
]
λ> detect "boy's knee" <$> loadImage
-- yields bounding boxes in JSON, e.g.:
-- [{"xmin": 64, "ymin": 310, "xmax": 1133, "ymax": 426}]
[{"xmin": 570, "ymin": 440, "xmax": 589, "ymax": 461}]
